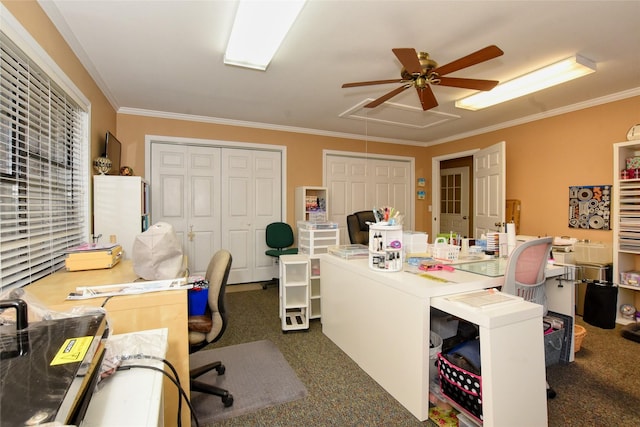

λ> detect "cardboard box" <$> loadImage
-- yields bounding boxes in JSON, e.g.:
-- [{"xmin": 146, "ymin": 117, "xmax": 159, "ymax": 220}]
[{"xmin": 65, "ymin": 244, "xmax": 122, "ymax": 271}]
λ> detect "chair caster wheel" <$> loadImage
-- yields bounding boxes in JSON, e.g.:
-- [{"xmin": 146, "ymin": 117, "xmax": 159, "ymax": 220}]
[
  {"xmin": 547, "ymin": 387, "xmax": 557, "ymax": 399},
  {"xmin": 215, "ymin": 364, "xmax": 226, "ymax": 375},
  {"xmin": 222, "ymin": 394, "xmax": 234, "ymax": 407}
]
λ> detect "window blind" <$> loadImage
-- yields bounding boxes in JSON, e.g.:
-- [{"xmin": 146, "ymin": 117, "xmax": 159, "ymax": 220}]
[{"xmin": 0, "ymin": 31, "xmax": 88, "ymax": 292}]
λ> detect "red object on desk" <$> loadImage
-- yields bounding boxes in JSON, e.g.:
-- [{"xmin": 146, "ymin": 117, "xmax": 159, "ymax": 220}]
[{"xmin": 419, "ymin": 263, "xmax": 454, "ymax": 272}]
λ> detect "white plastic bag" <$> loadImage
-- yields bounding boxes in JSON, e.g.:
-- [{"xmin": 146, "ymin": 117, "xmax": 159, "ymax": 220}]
[{"xmin": 132, "ymin": 222, "xmax": 183, "ymax": 280}]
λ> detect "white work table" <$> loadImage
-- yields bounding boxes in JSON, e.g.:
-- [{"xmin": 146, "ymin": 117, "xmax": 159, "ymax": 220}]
[{"xmin": 320, "ymin": 255, "xmax": 570, "ymax": 427}]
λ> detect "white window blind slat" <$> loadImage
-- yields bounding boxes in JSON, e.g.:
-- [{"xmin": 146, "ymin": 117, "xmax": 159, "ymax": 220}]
[{"xmin": 0, "ymin": 30, "xmax": 88, "ymax": 292}]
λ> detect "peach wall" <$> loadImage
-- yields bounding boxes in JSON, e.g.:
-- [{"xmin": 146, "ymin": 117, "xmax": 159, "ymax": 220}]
[
  {"xmin": 3, "ymin": 1, "xmax": 117, "ymax": 164},
  {"xmin": 118, "ymin": 96, "xmax": 637, "ymax": 240},
  {"xmin": 116, "ymin": 114, "xmax": 427, "ymax": 228},
  {"xmin": 425, "ymin": 96, "xmax": 640, "ymax": 243}
]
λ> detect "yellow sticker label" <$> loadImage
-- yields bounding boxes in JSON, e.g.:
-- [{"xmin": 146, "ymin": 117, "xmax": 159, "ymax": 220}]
[{"xmin": 50, "ymin": 336, "xmax": 94, "ymax": 366}]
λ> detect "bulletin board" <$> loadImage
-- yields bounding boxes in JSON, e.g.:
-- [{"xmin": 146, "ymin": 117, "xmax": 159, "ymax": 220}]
[{"xmin": 568, "ymin": 185, "xmax": 611, "ymax": 230}]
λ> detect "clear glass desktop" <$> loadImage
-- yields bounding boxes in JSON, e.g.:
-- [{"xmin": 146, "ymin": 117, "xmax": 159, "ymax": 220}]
[{"xmin": 453, "ymin": 258, "xmax": 508, "ymax": 277}]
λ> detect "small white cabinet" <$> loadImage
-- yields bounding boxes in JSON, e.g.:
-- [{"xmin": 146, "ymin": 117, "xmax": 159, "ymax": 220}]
[
  {"xmin": 279, "ymin": 254, "xmax": 310, "ymax": 331},
  {"xmin": 93, "ymin": 175, "xmax": 150, "ymax": 260}
]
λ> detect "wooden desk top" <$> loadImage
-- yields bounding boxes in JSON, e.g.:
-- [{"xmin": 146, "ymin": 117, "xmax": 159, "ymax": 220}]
[
  {"xmin": 25, "ymin": 260, "xmax": 191, "ymax": 426},
  {"xmin": 25, "ymin": 260, "xmax": 140, "ymax": 310}
]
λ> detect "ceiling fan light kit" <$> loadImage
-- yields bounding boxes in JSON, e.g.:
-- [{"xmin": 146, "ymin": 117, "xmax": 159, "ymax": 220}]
[
  {"xmin": 342, "ymin": 45, "xmax": 504, "ymax": 111},
  {"xmin": 455, "ymin": 54, "xmax": 597, "ymax": 111}
]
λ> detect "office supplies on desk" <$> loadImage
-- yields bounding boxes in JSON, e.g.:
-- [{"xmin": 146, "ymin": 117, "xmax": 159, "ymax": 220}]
[
  {"xmin": 66, "ymin": 277, "xmax": 188, "ymax": 300},
  {"xmin": 65, "ymin": 243, "xmax": 123, "ymax": 271},
  {"xmin": 419, "ymin": 263, "xmax": 455, "ymax": 272},
  {"xmin": 445, "ymin": 288, "xmax": 522, "ymax": 308}
]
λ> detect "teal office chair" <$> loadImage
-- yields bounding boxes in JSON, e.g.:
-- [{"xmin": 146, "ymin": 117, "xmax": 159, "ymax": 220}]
[{"xmin": 264, "ymin": 222, "xmax": 298, "ymax": 289}]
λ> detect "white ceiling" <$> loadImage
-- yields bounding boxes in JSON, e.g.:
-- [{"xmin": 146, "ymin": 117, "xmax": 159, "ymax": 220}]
[{"xmin": 39, "ymin": 0, "xmax": 640, "ymax": 147}]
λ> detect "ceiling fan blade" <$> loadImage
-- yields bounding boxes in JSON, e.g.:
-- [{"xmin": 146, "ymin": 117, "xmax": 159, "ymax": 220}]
[
  {"xmin": 392, "ymin": 48, "xmax": 422, "ymax": 75},
  {"xmin": 432, "ymin": 45, "xmax": 504, "ymax": 77},
  {"xmin": 436, "ymin": 76, "xmax": 499, "ymax": 91},
  {"xmin": 342, "ymin": 79, "xmax": 404, "ymax": 88},
  {"xmin": 416, "ymin": 85, "xmax": 438, "ymax": 110},
  {"xmin": 364, "ymin": 84, "xmax": 411, "ymax": 108}
]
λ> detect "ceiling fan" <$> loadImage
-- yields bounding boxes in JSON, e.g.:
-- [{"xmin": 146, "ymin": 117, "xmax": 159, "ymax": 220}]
[{"xmin": 342, "ymin": 45, "xmax": 504, "ymax": 111}]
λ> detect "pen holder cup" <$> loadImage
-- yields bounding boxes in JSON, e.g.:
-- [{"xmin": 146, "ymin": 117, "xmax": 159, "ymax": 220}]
[{"xmin": 188, "ymin": 288, "xmax": 209, "ymax": 316}]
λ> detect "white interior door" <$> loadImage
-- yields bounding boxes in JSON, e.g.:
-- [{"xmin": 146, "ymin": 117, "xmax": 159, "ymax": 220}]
[
  {"xmin": 325, "ymin": 153, "xmax": 413, "ymax": 244},
  {"xmin": 474, "ymin": 141, "xmax": 506, "ymax": 237},
  {"xmin": 151, "ymin": 144, "xmax": 221, "ymax": 276},
  {"xmin": 150, "ymin": 141, "xmax": 283, "ymax": 283},
  {"xmin": 221, "ymin": 148, "xmax": 281, "ymax": 284},
  {"xmin": 440, "ymin": 166, "xmax": 470, "ymax": 237}
]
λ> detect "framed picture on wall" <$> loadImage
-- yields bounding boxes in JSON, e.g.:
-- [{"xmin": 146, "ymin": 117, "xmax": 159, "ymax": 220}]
[{"xmin": 568, "ymin": 185, "xmax": 611, "ymax": 230}]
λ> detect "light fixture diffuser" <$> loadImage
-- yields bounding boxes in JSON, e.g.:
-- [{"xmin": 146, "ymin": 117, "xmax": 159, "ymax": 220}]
[
  {"xmin": 224, "ymin": 0, "xmax": 306, "ymax": 71},
  {"xmin": 455, "ymin": 55, "xmax": 596, "ymax": 111}
]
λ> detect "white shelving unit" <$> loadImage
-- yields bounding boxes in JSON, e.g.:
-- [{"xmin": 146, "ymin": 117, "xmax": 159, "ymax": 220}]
[
  {"xmin": 297, "ymin": 222, "xmax": 340, "ymax": 319},
  {"xmin": 93, "ymin": 175, "xmax": 150, "ymax": 260},
  {"xmin": 295, "ymin": 186, "xmax": 328, "ymax": 223},
  {"xmin": 279, "ymin": 254, "xmax": 310, "ymax": 331},
  {"xmin": 613, "ymin": 140, "xmax": 640, "ymax": 324}
]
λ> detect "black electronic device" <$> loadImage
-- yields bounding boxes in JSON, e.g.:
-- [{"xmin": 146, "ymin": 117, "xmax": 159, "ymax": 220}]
[
  {"xmin": 0, "ymin": 300, "xmax": 107, "ymax": 426},
  {"xmin": 103, "ymin": 131, "xmax": 122, "ymax": 175}
]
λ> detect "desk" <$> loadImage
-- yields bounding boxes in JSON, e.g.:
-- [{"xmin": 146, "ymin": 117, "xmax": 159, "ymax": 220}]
[
  {"xmin": 82, "ymin": 328, "xmax": 168, "ymax": 426},
  {"xmin": 320, "ymin": 255, "xmax": 555, "ymax": 426},
  {"xmin": 25, "ymin": 261, "xmax": 190, "ymax": 427}
]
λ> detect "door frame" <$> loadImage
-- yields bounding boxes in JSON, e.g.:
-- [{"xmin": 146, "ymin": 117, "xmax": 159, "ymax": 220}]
[
  {"xmin": 144, "ymin": 135, "xmax": 288, "ymax": 222},
  {"xmin": 432, "ymin": 149, "xmax": 478, "ymax": 238}
]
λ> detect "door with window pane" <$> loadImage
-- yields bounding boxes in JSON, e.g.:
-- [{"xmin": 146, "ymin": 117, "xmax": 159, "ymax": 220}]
[{"xmin": 440, "ymin": 167, "xmax": 469, "ymax": 238}]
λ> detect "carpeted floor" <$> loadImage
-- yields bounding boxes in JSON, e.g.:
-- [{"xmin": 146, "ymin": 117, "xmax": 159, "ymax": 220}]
[{"xmin": 202, "ymin": 284, "xmax": 640, "ymax": 426}]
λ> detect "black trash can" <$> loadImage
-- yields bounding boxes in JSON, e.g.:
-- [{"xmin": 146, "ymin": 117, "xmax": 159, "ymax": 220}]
[{"xmin": 582, "ymin": 280, "xmax": 618, "ymax": 329}]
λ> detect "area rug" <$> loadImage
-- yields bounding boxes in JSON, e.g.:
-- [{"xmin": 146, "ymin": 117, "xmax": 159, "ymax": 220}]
[{"xmin": 189, "ymin": 339, "xmax": 308, "ymax": 423}]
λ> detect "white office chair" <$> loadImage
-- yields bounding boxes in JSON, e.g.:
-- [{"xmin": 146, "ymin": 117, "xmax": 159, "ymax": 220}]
[{"xmin": 501, "ymin": 236, "xmax": 557, "ymax": 398}]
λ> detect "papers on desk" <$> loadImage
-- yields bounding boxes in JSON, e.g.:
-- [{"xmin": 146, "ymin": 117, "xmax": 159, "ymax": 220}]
[
  {"xmin": 66, "ymin": 278, "xmax": 188, "ymax": 300},
  {"xmin": 445, "ymin": 288, "xmax": 522, "ymax": 309}
]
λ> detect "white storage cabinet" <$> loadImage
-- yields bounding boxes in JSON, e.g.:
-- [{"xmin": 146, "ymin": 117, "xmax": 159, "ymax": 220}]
[
  {"xmin": 297, "ymin": 222, "xmax": 340, "ymax": 319},
  {"xmin": 613, "ymin": 141, "xmax": 640, "ymax": 324},
  {"xmin": 295, "ymin": 186, "xmax": 328, "ymax": 223},
  {"xmin": 93, "ymin": 175, "xmax": 150, "ymax": 260},
  {"xmin": 279, "ymin": 254, "xmax": 310, "ymax": 331}
]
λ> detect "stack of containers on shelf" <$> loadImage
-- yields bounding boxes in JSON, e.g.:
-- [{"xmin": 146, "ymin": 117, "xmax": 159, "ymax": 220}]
[{"xmin": 368, "ymin": 224, "xmax": 403, "ymax": 271}]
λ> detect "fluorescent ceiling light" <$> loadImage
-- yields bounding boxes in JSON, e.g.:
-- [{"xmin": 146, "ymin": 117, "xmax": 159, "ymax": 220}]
[
  {"xmin": 224, "ymin": 0, "xmax": 306, "ymax": 71},
  {"xmin": 455, "ymin": 55, "xmax": 596, "ymax": 111}
]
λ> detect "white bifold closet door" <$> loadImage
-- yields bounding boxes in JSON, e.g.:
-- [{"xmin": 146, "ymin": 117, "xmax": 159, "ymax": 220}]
[
  {"xmin": 151, "ymin": 143, "xmax": 281, "ymax": 283},
  {"xmin": 325, "ymin": 153, "xmax": 414, "ymax": 244}
]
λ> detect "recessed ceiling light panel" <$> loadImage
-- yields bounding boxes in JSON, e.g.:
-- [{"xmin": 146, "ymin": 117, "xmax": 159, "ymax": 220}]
[{"xmin": 224, "ymin": 0, "xmax": 306, "ymax": 71}]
